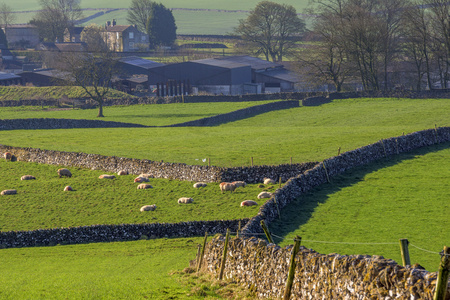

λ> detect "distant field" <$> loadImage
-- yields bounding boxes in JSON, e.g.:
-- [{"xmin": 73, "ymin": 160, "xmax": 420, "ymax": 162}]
[
  {"xmin": 11, "ymin": 0, "xmax": 312, "ymax": 35},
  {"xmin": 0, "ymin": 98, "xmax": 448, "ymax": 167},
  {"xmin": 271, "ymin": 143, "xmax": 450, "ymax": 272}
]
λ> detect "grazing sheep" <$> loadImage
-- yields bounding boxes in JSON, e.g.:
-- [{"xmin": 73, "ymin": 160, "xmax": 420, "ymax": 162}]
[
  {"xmin": 241, "ymin": 200, "xmax": 258, "ymax": 207},
  {"xmin": 140, "ymin": 204, "xmax": 156, "ymax": 212},
  {"xmin": 4, "ymin": 152, "xmax": 12, "ymax": 161},
  {"xmin": 99, "ymin": 174, "xmax": 115, "ymax": 179},
  {"xmin": 57, "ymin": 168, "xmax": 72, "ymax": 178},
  {"xmin": 139, "ymin": 173, "xmax": 154, "ymax": 179},
  {"xmin": 257, "ymin": 191, "xmax": 273, "ymax": 199},
  {"xmin": 263, "ymin": 178, "xmax": 276, "ymax": 185},
  {"xmin": 64, "ymin": 186, "xmax": 73, "ymax": 192},
  {"xmin": 134, "ymin": 176, "xmax": 150, "ymax": 183},
  {"xmin": 219, "ymin": 182, "xmax": 236, "ymax": 193},
  {"xmin": 178, "ymin": 197, "xmax": 194, "ymax": 204},
  {"xmin": 21, "ymin": 175, "xmax": 36, "ymax": 180},
  {"xmin": 137, "ymin": 184, "xmax": 153, "ymax": 189},
  {"xmin": 1, "ymin": 189, "xmax": 17, "ymax": 195},
  {"xmin": 232, "ymin": 181, "xmax": 247, "ymax": 188},
  {"xmin": 193, "ymin": 182, "xmax": 207, "ymax": 188},
  {"xmin": 117, "ymin": 170, "xmax": 128, "ymax": 176}
]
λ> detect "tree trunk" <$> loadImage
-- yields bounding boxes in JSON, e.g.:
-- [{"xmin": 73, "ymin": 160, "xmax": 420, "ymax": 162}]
[{"xmin": 97, "ymin": 102, "xmax": 104, "ymax": 117}]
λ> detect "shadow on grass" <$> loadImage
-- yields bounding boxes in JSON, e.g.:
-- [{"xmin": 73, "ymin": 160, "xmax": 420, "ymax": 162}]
[{"xmin": 268, "ymin": 141, "xmax": 450, "ymax": 242}]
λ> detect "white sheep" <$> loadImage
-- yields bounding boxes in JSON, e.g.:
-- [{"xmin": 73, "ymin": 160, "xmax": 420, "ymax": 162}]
[
  {"xmin": 137, "ymin": 184, "xmax": 153, "ymax": 189},
  {"xmin": 232, "ymin": 181, "xmax": 247, "ymax": 188},
  {"xmin": 1, "ymin": 189, "xmax": 17, "ymax": 195},
  {"xmin": 257, "ymin": 191, "xmax": 273, "ymax": 199},
  {"xmin": 139, "ymin": 173, "xmax": 154, "ymax": 179},
  {"xmin": 219, "ymin": 182, "xmax": 236, "ymax": 193},
  {"xmin": 134, "ymin": 176, "xmax": 150, "ymax": 183},
  {"xmin": 140, "ymin": 204, "xmax": 156, "ymax": 212},
  {"xmin": 241, "ymin": 200, "xmax": 258, "ymax": 207},
  {"xmin": 263, "ymin": 178, "xmax": 276, "ymax": 185},
  {"xmin": 4, "ymin": 152, "xmax": 12, "ymax": 161},
  {"xmin": 99, "ymin": 174, "xmax": 115, "ymax": 179},
  {"xmin": 178, "ymin": 197, "xmax": 194, "ymax": 204},
  {"xmin": 117, "ymin": 170, "xmax": 128, "ymax": 176},
  {"xmin": 193, "ymin": 182, "xmax": 207, "ymax": 188},
  {"xmin": 21, "ymin": 175, "xmax": 36, "ymax": 180},
  {"xmin": 57, "ymin": 168, "xmax": 72, "ymax": 178},
  {"xmin": 64, "ymin": 186, "xmax": 73, "ymax": 191}
]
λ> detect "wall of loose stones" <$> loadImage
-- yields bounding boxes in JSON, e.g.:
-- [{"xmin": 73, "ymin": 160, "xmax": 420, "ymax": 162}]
[
  {"xmin": 0, "ymin": 145, "xmax": 317, "ymax": 184},
  {"xmin": 0, "ymin": 118, "xmax": 148, "ymax": 130},
  {"xmin": 197, "ymin": 236, "xmax": 445, "ymax": 299},
  {"xmin": 0, "ymin": 219, "xmax": 248, "ymax": 249}
]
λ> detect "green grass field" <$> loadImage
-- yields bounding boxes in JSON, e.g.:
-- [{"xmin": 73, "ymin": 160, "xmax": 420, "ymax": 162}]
[
  {"xmin": 0, "ymin": 98, "xmax": 448, "ymax": 167},
  {"xmin": 270, "ymin": 142, "xmax": 450, "ymax": 272}
]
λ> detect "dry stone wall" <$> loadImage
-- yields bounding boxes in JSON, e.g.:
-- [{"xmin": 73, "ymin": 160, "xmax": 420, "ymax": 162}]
[
  {"xmin": 0, "ymin": 118, "xmax": 147, "ymax": 130},
  {"xmin": 241, "ymin": 126, "xmax": 450, "ymax": 235},
  {"xmin": 197, "ymin": 236, "xmax": 447, "ymax": 299},
  {"xmin": 0, "ymin": 219, "xmax": 247, "ymax": 249}
]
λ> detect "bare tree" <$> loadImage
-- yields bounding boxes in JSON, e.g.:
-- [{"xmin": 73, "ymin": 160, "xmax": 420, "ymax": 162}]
[
  {"xmin": 0, "ymin": 2, "xmax": 16, "ymax": 27},
  {"xmin": 80, "ymin": 24, "xmax": 107, "ymax": 52},
  {"xmin": 56, "ymin": 50, "xmax": 118, "ymax": 117},
  {"xmin": 127, "ymin": 0, "xmax": 154, "ymax": 33},
  {"xmin": 234, "ymin": 1, "xmax": 305, "ymax": 62}
]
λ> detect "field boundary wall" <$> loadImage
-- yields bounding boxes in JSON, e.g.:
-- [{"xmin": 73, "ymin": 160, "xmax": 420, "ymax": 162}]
[
  {"xmin": 195, "ymin": 126, "xmax": 450, "ymax": 299},
  {"xmin": 0, "ymin": 219, "xmax": 248, "ymax": 249}
]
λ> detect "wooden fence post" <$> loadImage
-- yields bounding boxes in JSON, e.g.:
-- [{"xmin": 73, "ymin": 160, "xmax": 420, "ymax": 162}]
[
  {"xmin": 260, "ymin": 220, "xmax": 274, "ymax": 244},
  {"xmin": 338, "ymin": 147, "xmax": 341, "ymax": 156},
  {"xmin": 380, "ymin": 139, "xmax": 387, "ymax": 157},
  {"xmin": 279, "ymin": 176, "xmax": 282, "ymax": 189},
  {"xmin": 433, "ymin": 246, "xmax": 450, "ymax": 300},
  {"xmin": 251, "ymin": 157, "xmax": 253, "ymax": 166},
  {"xmin": 208, "ymin": 157, "xmax": 210, "ymax": 167},
  {"xmin": 322, "ymin": 161, "xmax": 330, "ymax": 183},
  {"xmin": 237, "ymin": 220, "xmax": 241, "ymax": 238},
  {"xmin": 283, "ymin": 236, "xmax": 301, "ymax": 300},
  {"xmin": 399, "ymin": 239, "xmax": 411, "ymax": 266},
  {"xmin": 290, "ymin": 157, "xmax": 292, "ymax": 165},
  {"xmin": 219, "ymin": 228, "xmax": 231, "ymax": 280},
  {"xmin": 197, "ymin": 231, "xmax": 208, "ymax": 273}
]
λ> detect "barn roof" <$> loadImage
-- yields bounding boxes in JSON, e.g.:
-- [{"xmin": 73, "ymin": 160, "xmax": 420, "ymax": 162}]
[
  {"xmin": 216, "ymin": 56, "xmax": 282, "ymax": 71},
  {"xmin": 193, "ymin": 58, "xmax": 248, "ymax": 69},
  {"xmin": 106, "ymin": 25, "xmax": 131, "ymax": 32},
  {"xmin": 259, "ymin": 68, "xmax": 302, "ymax": 83},
  {"xmin": 0, "ymin": 72, "xmax": 21, "ymax": 80},
  {"xmin": 119, "ymin": 56, "xmax": 164, "ymax": 69}
]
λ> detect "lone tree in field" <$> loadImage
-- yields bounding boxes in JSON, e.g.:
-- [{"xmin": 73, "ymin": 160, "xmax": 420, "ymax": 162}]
[
  {"xmin": 127, "ymin": 0, "xmax": 177, "ymax": 49},
  {"xmin": 57, "ymin": 50, "xmax": 118, "ymax": 117},
  {"xmin": 234, "ymin": 1, "xmax": 305, "ymax": 62}
]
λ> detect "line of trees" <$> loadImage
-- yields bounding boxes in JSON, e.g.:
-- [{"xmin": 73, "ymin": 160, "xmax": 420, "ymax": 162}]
[{"xmin": 299, "ymin": 0, "xmax": 450, "ymax": 91}]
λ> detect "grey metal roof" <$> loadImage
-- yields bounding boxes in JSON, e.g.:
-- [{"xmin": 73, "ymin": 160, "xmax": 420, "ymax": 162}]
[
  {"xmin": 259, "ymin": 69, "xmax": 301, "ymax": 83},
  {"xmin": 192, "ymin": 58, "xmax": 248, "ymax": 69},
  {"xmin": 0, "ymin": 72, "xmax": 21, "ymax": 80},
  {"xmin": 216, "ymin": 56, "xmax": 282, "ymax": 71},
  {"xmin": 119, "ymin": 56, "xmax": 164, "ymax": 69}
]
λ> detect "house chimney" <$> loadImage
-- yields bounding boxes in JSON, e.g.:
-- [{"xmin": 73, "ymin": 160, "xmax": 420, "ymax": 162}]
[
  {"xmin": 106, "ymin": 21, "xmax": 111, "ymax": 28},
  {"xmin": 112, "ymin": 19, "xmax": 116, "ymax": 26}
]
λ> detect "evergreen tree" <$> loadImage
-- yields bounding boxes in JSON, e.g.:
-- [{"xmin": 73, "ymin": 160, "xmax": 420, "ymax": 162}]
[{"xmin": 146, "ymin": 3, "xmax": 177, "ymax": 49}]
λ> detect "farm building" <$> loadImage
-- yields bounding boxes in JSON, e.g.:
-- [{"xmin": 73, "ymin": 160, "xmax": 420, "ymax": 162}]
[
  {"xmin": 64, "ymin": 27, "xmax": 85, "ymax": 43},
  {"xmin": 1, "ymin": 25, "xmax": 39, "ymax": 49},
  {"xmin": 0, "ymin": 72, "xmax": 22, "ymax": 85},
  {"xmin": 115, "ymin": 57, "xmax": 164, "ymax": 94},
  {"xmin": 18, "ymin": 69, "xmax": 68, "ymax": 86},
  {"xmin": 148, "ymin": 58, "xmax": 252, "ymax": 95},
  {"xmin": 104, "ymin": 20, "xmax": 149, "ymax": 52}
]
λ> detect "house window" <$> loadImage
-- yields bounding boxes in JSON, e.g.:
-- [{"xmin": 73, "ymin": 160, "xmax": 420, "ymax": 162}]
[
  {"xmin": 116, "ymin": 32, "xmax": 119, "ymax": 39},
  {"xmin": 141, "ymin": 35, "xmax": 146, "ymax": 42},
  {"xmin": 129, "ymin": 32, "xmax": 134, "ymax": 39},
  {"xmin": 129, "ymin": 42, "xmax": 135, "ymax": 49}
]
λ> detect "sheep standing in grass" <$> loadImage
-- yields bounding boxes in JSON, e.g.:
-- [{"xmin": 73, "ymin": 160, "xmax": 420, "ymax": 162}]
[
  {"xmin": 258, "ymin": 191, "xmax": 273, "ymax": 199},
  {"xmin": 64, "ymin": 186, "xmax": 73, "ymax": 191},
  {"xmin": 137, "ymin": 184, "xmax": 153, "ymax": 189},
  {"xmin": 264, "ymin": 178, "xmax": 276, "ymax": 185},
  {"xmin": 241, "ymin": 200, "xmax": 258, "ymax": 207},
  {"xmin": 117, "ymin": 170, "xmax": 128, "ymax": 176},
  {"xmin": 134, "ymin": 176, "xmax": 150, "ymax": 183},
  {"xmin": 219, "ymin": 182, "xmax": 236, "ymax": 193},
  {"xmin": 232, "ymin": 181, "xmax": 246, "ymax": 188},
  {"xmin": 4, "ymin": 152, "xmax": 12, "ymax": 161},
  {"xmin": 99, "ymin": 174, "xmax": 115, "ymax": 179},
  {"xmin": 193, "ymin": 182, "xmax": 207, "ymax": 188},
  {"xmin": 1, "ymin": 189, "xmax": 17, "ymax": 195},
  {"xmin": 139, "ymin": 173, "xmax": 154, "ymax": 179},
  {"xmin": 21, "ymin": 175, "xmax": 36, "ymax": 180},
  {"xmin": 140, "ymin": 204, "xmax": 156, "ymax": 212},
  {"xmin": 178, "ymin": 197, "xmax": 194, "ymax": 204},
  {"xmin": 58, "ymin": 168, "xmax": 72, "ymax": 178}
]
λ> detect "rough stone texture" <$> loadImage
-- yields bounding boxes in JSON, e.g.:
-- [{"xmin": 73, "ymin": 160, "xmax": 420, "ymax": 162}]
[
  {"xmin": 198, "ymin": 236, "xmax": 449, "ymax": 299},
  {"xmin": 240, "ymin": 127, "xmax": 450, "ymax": 237},
  {"xmin": 0, "ymin": 219, "xmax": 248, "ymax": 249},
  {"xmin": 0, "ymin": 145, "xmax": 317, "ymax": 184}
]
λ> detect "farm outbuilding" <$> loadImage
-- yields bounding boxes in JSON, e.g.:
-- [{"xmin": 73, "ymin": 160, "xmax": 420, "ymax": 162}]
[
  {"xmin": 0, "ymin": 72, "xmax": 22, "ymax": 86},
  {"xmin": 148, "ymin": 58, "xmax": 252, "ymax": 96}
]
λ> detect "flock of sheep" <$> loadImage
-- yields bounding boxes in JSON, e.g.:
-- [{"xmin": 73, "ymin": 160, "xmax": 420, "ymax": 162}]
[{"xmin": 2, "ymin": 151, "xmax": 276, "ymax": 211}]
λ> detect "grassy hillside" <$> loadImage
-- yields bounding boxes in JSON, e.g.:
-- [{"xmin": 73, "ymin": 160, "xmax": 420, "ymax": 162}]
[
  {"xmin": 0, "ymin": 86, "xmax": 134, "ymax": 101},
  {"xmin": 0, "ymin": 98, "xmax": 448, "ymax": 167}
]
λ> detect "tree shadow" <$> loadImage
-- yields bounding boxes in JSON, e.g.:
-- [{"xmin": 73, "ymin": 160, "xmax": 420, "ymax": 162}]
[{"xmin": 268, "ymin": 141, "xmax": 450, "ymax": 241}]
